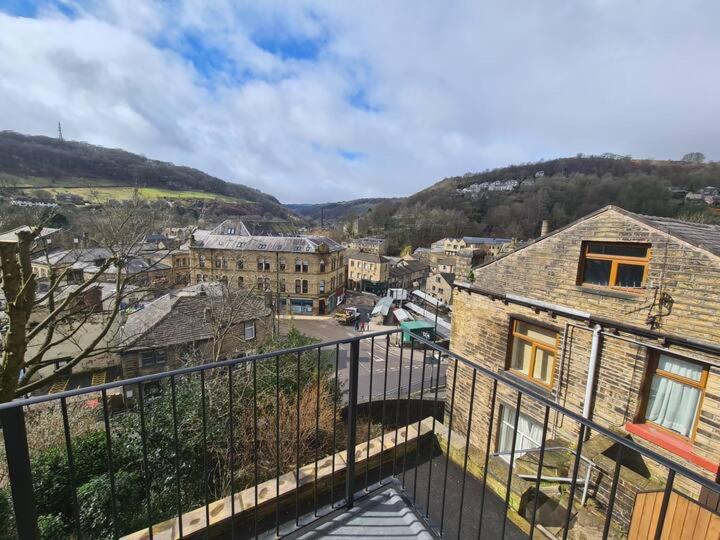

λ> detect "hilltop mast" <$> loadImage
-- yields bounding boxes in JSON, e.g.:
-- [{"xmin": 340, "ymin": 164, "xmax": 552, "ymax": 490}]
[{"xmin": 57, "ymin": 122, "xmax": 64, "ymax": 142}]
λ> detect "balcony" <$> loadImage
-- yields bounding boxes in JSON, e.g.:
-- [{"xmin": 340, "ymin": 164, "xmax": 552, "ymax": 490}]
[{"xmin": 0, "ymin": 329, "xmax": 718, "ymax": 539}]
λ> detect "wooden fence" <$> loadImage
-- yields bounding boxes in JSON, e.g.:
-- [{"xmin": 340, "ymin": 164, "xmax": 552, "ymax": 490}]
[{"xmin": 628, "ymin": 490, "xmax": 720, "ymax": 539}]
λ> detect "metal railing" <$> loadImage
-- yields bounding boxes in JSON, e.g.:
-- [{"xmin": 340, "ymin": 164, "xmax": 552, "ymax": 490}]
[{"xmin": 0, "ymin": 328, "xmax": 718, "ymax": 539}]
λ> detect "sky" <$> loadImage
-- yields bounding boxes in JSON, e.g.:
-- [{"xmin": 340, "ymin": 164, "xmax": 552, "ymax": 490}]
[{"xmin": 0, "ymin": 1, "xmax": 718, "ymax": 204}]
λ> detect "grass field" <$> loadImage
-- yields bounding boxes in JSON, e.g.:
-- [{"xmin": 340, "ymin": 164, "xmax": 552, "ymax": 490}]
[{"xmin": 0, "ymin": 174, "xmax": 250, "ymax": 203}]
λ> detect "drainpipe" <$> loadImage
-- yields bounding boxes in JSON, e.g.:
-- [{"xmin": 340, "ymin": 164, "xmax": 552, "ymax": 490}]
[{"xmin": 583, "ymin": 324, "xmax": 603, "ymax": 422}]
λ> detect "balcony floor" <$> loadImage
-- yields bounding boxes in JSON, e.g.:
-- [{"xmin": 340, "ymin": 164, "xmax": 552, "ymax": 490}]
[{"xmin": 297, "ymin": 486, "xmax": 434, "ymax": 539}]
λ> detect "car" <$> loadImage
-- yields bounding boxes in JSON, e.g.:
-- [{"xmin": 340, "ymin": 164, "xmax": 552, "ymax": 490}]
[{"xmin": 334, "ymin": 307, "xmax": 360, "ymax": 325}]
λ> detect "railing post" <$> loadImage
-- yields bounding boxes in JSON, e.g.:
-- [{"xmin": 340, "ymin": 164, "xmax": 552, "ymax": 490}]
[
  {"xmin": 345, "ymin": 339, "xmax": 360, "ymax": 509},
  {"xmin": 1, "ymin": 406, "xmax": 38, "ymax": 539}
]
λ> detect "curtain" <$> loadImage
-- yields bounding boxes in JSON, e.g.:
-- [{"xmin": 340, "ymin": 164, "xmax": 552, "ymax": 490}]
[
  {"xmin": 646, "ymin": 355, "xmax": 702, "ymax": 437},
  {"xmin": 499, "ymin": 407, "xmax": 543, "ymax": 462}
]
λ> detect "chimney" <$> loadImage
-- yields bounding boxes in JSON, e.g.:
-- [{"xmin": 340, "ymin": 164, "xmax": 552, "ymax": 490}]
[{"xmin": 540, "ymin": 220, "xmax": 551, "ymax": 237}]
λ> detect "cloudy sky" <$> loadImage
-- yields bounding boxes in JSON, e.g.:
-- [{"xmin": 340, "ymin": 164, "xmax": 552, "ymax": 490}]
[{"xmin": 0, "ymin": 1, "xmax": 718, "ymax": 203}]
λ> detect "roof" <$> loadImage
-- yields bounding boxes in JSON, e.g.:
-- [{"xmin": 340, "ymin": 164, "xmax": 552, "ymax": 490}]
[
  {"xmin": 637, "ymin": 214, "xmax": 720, "ymax": 257},
  {"xmin": 371, "ymin": 296, "xmax": 394, "ymax": 316},
  {"xmin": 0, "ymin": 226, "xmax": 59, "ymax": 244},
  {"xmin": 439, "ymin": 272, "xmax": 456, "ymax": 285},
  {"xmin": 117, "ymin": 284, "xmax": 270, "ymax": 350},
  {"xmin": 466, "ymin": 206, "xmax": 720, "ymax": 278},
  {"xmin": 348, "ymin": 251, "xmax": 385, "ymax": 264},
  {"xmin": 399, "ymin": 320, "xmax": 435, "ymax": 330},
  {"xmin": 390, "ymin": 259, "xmax": 430, "ymax": 277},
  {"xmin": 33, "ymin": 248, "xmax": 113, "ymax": 266},
  {"xmin": 196, "ymin": 219, "xmax": 342, "ymax": 253},
  {"xmin": 462, "ymin": 236, "xmax": 512, "ymax": 245}
]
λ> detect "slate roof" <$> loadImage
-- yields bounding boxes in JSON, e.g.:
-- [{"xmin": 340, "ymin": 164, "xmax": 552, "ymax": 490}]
[
  {"xmin": 0, "ymin": 226, "xmax": 59, "ymax": 244},
  {"xmin": 462, "ymin": 236, "xmax": 512, "ymax": 245},
  {"xmin": 117, "ymin": 285, "xmax": 270, "ymax": 350},
  {"xmin": 196, "ymin": 220, "xmax": 342, "ymax": 253},
  {"xmin": 439, "ymin": 272, "xmax": 456, "ymax": 285},
  {"xmin": 636, "ymin": 214, "xmax": 720, "ymax": 257},
  {"xmin": 390, "ymin": 259, "xmax": 430, "ymax": 277},
  {"xmin": 347, "ymin": 251, "xmax": 385, "ymax": 264}
]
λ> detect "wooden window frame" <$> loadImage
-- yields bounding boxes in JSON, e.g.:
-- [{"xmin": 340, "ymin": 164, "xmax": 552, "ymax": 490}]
[
  {"xmin": 578, "ymin": 241, "xmax": 651, "ymax": 290},
  {"xmin": 637, "ymin": 350, "xmax": 708, "ymax": 442},
  {"xmin": 505, "ymin": 318, "xmax": 559, "ymax": 389}
]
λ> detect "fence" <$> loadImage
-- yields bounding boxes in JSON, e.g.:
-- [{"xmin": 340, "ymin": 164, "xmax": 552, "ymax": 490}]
[{"xmin": 0, "ymin": 328, "xmax": 718, "ymax": 539}]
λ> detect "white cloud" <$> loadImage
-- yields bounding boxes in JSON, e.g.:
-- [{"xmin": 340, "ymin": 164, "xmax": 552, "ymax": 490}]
[{"xmin": 0, "ymin": 1, "xmax": 718, "ymax": 203}]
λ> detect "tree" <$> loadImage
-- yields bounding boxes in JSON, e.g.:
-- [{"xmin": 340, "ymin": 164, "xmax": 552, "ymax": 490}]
[
  {"xmin": 0, "ymin": 194, "xmax": 169, "ymax": 401},
  {"xmin": 681, "ymin": 152, "xmax": 705, "ymax": 163},
  {"xmin": 399, "ymin": 245, "xmax": 413, "ymax": 257}
]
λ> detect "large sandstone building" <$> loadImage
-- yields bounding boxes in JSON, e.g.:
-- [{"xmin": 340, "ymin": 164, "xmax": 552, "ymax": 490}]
[
  {"xmin": 188, "ymin": 220, "xmax": 346, "ymax": 315},
  {"xmin": 447, "ymin": 206, "xmax": 720, "ymax": 529}
]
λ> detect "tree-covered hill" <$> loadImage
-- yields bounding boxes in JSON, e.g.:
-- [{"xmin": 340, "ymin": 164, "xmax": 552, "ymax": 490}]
[
  {"xmin": 0, "ymin": 131, "xmax": 292, "ymax": 219},
  {"xmin": 358, "ymin": 155, "xmax": 720, "ymax": 253}
]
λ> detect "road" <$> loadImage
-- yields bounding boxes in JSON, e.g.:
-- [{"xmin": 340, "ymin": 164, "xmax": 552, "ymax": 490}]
[{"xmin": 279, "ymin": 307, "xmax": 447, "ymax": 404}]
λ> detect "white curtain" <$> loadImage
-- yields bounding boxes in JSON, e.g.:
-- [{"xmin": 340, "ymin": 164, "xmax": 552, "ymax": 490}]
[
  {"xmin": 646, "ymin": 355, "xmax": 702, "ymax": 437},
  {"xmin": 499, "ymin": 407, "xmax": 543, "ymax": 462}
]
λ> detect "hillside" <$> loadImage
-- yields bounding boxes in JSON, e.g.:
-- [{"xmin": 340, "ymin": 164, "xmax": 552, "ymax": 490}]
[
  {"xmin": 0, "ymin": 131, "xmax": 292, "ymax": 219},
  {"xmin": 358, "ymin": 155, "xmax": 720, "ymax": 253},
  {"xmin": 286, "ymin": 198, "xmax": 392, "ymax": 222}
]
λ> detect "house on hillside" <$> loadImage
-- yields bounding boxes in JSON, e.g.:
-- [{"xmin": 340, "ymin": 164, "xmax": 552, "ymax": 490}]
[
  {"xmin": 447, "ymin": 205, "xmax": 720, "ymax": 530},
  {"xmin": 115, "ymin": 282, "xmax": 272, "ymax": 379},
  {"xmin": 346, "ymin": 251, "xmax": 389, "ymax": 294},
  {"xmin": 388, "ymin": 258, "xmax": 431, "ymax": 290}
]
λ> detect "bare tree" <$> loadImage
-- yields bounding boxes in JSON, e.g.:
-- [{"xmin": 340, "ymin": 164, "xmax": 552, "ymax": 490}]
[{"xmin": 0, "ymin": 193, "xmax": 170, "ymax": 401}]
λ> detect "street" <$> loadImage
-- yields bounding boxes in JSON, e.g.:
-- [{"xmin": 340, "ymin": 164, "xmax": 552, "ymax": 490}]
[{"xmin": 279, "ymin": 307, "xmax": 447, "ymax": 404}]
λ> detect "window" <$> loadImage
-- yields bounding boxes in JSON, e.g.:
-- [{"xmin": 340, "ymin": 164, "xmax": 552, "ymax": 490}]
[
  {"xmin": 295, "ymin": 279, "xmax": 302, "ymax": 293},
  {"xmin": 236, "ymin": 259, "xmax": 244, "ymax": 270},
  {"xmin": 302, "ymin": 260, "xmax": 309, "ymax": 273},
  {"xmin": 350, "ymin": 260, "xmax": 355, "ymax": 267},
  {"xmin": 497, "ymin": 406, "xmax": 543, "ymax": 462},
  {"xmin": 319, "ymin": 280, "xmax": 325, "ymax": 293},
  {"xmin": 279, "ymin": 279, "xmax": 286, "ymax": 293},
  {"xmin": 331, "ymin": 258, "xmax": 336, "ymax": 271},
  {"xmin": 140, "ymin": 349, "xmax": 166, "ymax": 368},
  {"xmin": 302, "ymin": 280, "xmax": 309, "ymax": 293},
  {"xmin": 264, "ymin": 277, "xmax": 270, "ymax": 291},
  {"xmin": 199, "ymin": 255, "xmax": 206, "ymax": 268},
  {"xmin": 222, "ymin": 258, "xmax": 228, "ymax": 269},
  {"xmin": 331, "ymin": 277, "xmax": 336, "ymax": 289},
  {"xmin": 579, "ymin": 242, "xmax": 650, "ymax": 288},
  {"xmin": 295, "ymin": 259, "xmax": 302, "ymax": 272},
  {"xmin": 215, "ymin": 258, "xmax": 222, "ymax": 269},
  {"xmin": 507, "ymin": 320, "xmax": 557, "ymax": 386},
  {"xmin": 238, "ymin": 276, "xmax": 244, "ymax": 288},
  {"xmin": 257, "ymin": 258, "xmax": 264, "ymax": 271},
  {"xmin": 320, "ymin": 260, "xmax": 326, "ymax": 272},
  {"xmin": 641, "ymin": 353, "xmax": 707, "ymax": 438},
  {"xmin": 279, "ymin": 258, "xmax": 286, "ymax": 271},
  {"xmin": 244, "ymin": 321, "xmax": 256, "ymax": 340},
  {"xmin": 196, "ymin": 274, "xmax": 202, "ymax": 283}
]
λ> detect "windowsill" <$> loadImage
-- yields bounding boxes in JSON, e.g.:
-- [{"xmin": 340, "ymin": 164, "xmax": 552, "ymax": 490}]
[
  {"xmin": 624, "ymin": 422, "xmax": 719, "ymax": 474},
  {"xmin": 576, "ymin": 285, "xmax": 644, "ymax": 301},
  {"xmin": 502, "ymin": 370, "xmax": 555, "ymax": 399}
]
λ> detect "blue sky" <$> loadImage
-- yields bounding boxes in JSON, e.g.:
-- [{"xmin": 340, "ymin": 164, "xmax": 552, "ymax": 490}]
[{"xmin": 0, "ymin": 1, "xmax": 718, "ymax": 202}]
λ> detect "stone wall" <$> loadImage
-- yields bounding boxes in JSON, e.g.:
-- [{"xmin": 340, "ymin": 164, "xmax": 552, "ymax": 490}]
[{"xmin": 446, "ymin": 208, "xmax": 720, "ymax": 528}]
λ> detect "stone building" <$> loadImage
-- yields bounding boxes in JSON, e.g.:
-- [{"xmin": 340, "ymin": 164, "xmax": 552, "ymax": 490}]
[
  {"xmin": 116, "ymin": 282, "xmax": 272, "ymax": 379},
  {"xmin": 387, "ymin": 258, "xmax": 431, "ymax": 290},
  {"xmin": 447, "ymin": 205, "xmax": 720, "ymax": 529},
  {"xmin": 346, "ymin": 251, "xmax": 389, "ymax": 293},
  {"xmin": 342, "ymin": 237, "xmax": 387, "ymax": 255},
  {"xmin": 425, "ymin": 271, "xmax": 455, "ymax": 305},
  {"xmin": 188, "ymin": 220, "xmax": 346, "ymax": 315}
]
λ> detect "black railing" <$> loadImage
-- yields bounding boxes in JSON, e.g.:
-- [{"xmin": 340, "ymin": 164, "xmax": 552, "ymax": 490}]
[{"xmin": 0, "ymin": 328, "xmax": 717, "ymax": 539}]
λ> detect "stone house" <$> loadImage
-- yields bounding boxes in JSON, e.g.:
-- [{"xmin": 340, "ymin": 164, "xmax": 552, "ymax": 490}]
[
  {"xmin": 346, "ymin": 251, "xmax": 389, "ymax": 293},
  {"xmin": 342, "ymin": 237, "xmax": 387, "ymax": 255},
  {"xmin": 387, "ymin": 258, "xmax": 431, "ymax": 290},
  {"xmin": 116, "ymin": 282, "xmax": 272, "ymax": 379},
  {"xmin": 189, "ymin": 220, "xmax": 346, "ymax": 316},
  {"xmin": 447, "ymin": 205, "xmax": 720, "ymax": 528},
  {"xmin": 426, "ymin": 271, "xmax": 455, "ymax": 305}
]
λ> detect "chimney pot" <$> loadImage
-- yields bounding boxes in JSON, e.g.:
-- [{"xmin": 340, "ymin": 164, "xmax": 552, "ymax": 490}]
[{"xmin": 540, "ymin": 220, "xmax": 551, "ymax": 237}]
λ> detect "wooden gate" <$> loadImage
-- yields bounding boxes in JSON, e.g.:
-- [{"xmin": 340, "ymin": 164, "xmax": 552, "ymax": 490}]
[{"xmin": 628, "ymin": 490, "xmax": 720, "ymax": 539}]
